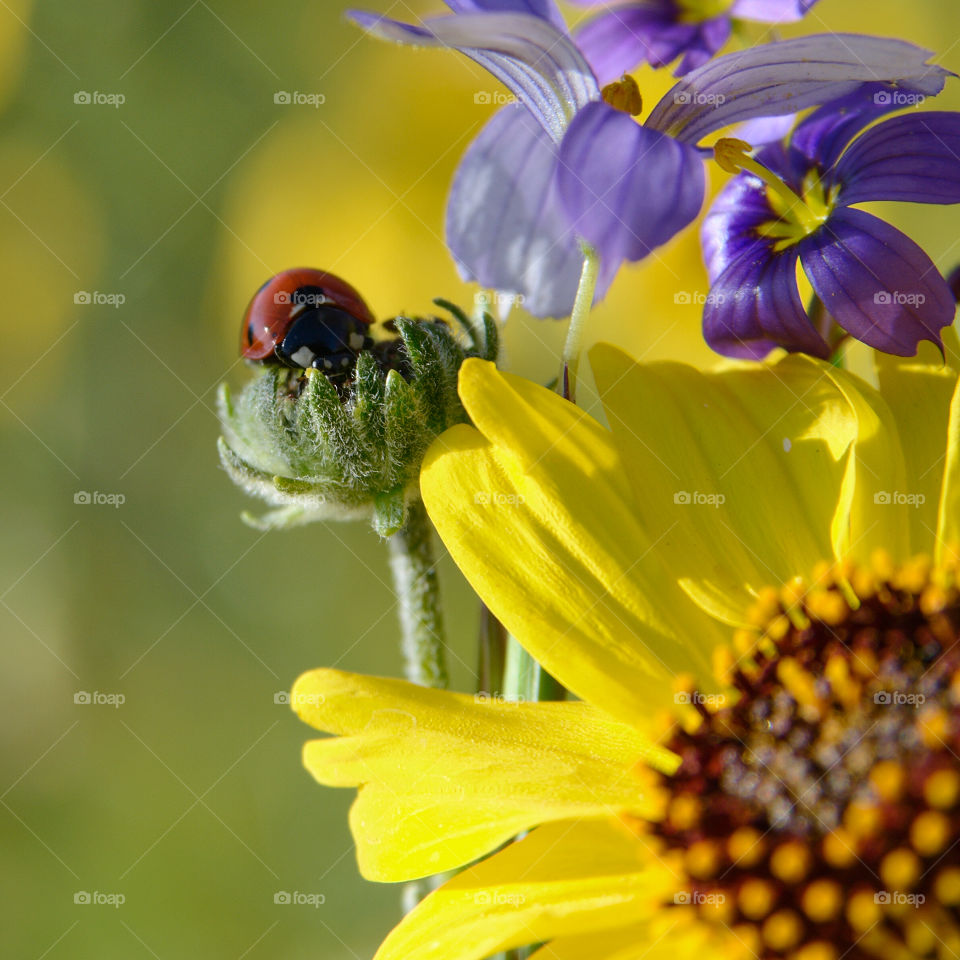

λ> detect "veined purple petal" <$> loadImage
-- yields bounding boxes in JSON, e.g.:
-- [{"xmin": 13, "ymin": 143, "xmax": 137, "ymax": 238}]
[
  {"xmin": 790, "ymin": 82, "xmax": 910, "ymax": 170},
  {"xmin": 574, "ymin": 5, "xmax": 695, "ymax": 85},
  {"xmin": 648, "ymin": 35, "xmax": 951, "ymax": 145},
  {"xmin": 836, "ymin": 112, "xmax": 960, "ymax": 205},
  {"xmin": 730, "ymin": 0, "xmax": 820, "ymax": 22},
  {"xmin": 444, "ymin": 0, "xmax": 566, "ymax": 33},
  {"xmin": 703, "ymin": 240, "xmax": 829, "ymax": 359},
  {"xmin": 701, "ymin": 172, "xmax": 776, "ymax": 281},
  {"xmin": 799, "ymin": 208, "xmax": 955, "ymax": 356},
  {"xmin": 557, "ymin": 101, "xmax": 705, "ymax": 264},
  {"xmin": 574, "ymin": 4, "xmax": 731, "ymax": 82},
  {"xmin": 447, "ymin": 104, "xmax": 609, "ymax": 317},
  {"xmin": 347, "ymin": 11, "xmax": 599, "ymax": 142},
  {"xmin": 674, "ymin": 16, "xmax": 731, "ymax": 76}
]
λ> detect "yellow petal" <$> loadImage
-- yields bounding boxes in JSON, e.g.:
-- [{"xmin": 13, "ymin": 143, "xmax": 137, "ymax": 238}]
[
  {"xmin": 528, "ymin": 927, "xmax": 668, "ymax": 960},
  {"xmin": 591, "ymin": 345, "xmax": 861, "ymax": 621},
  {"xmin": 292, "ymin": 669, "xmax": 674, "ymax": 882},
  {"xmin": 421, "ymin": 360, "xmax": 726, "ymax": 729},
  {"xmin": 374, "ymin": 819, "xmax": 677, "ymax": 960},
  {"xmin": 528, "ymin": 920, "xmax": 721, "ymax": 960},
  {"xmin": 937, "ymin": 375, "xmax": 960, "ymax": 561},
  {"xmin": 818, "ymin": 364, "xmax": 909, "ymax": 563},
  {"xmin": 874, "ymin": 356, "xmax": 957, "ymax": 558}
]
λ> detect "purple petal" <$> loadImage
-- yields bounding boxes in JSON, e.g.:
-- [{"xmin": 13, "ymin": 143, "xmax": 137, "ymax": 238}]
[
  {"xmin": 574, "ymin": 4, "xmax": 731, "ymax": 83},
  {"xmin": 703, "ymin": 240, "xmax": 829, "ymax": 359},
  {"xmin": 701, "ymin": 171, "xmax": 777, "ymax": 281},
  {"xmin": 648, "ymin": 34, "xmax": 951, "ymax": 144},
  {"xmin": 836, "ymin": 112, "xmax": 960, "ymax": 205},
  {"xmin": 734, "ymin": 112, "xmax": 796, "ymax": 145},
  {"xmin": 673, "ymin": 16, "xmax": 731, "ymax": 76},
  {"xmin": 447, "ymin": 104, "xmax": 611, "ymax": 317},
  {"xmin": 347, "ymin": 11, "xmax": 599, "ymax": 142},
  {"xmin": 557, "ymin": 102, "xmax": 705, "ymax": 264},
  {"xmin": 444, "ymin": 0, "xmax": 566, "ymax": 33},
  {"xmin": 574, "ymin": 5, "xmax": 697, "ymax": 85},
  {"xmin": 789, "ymin": 82, "xmax": 912, "ymax": 170},
  {"xmin": 730, "ymin": 0, "xmax": 820, "ymax": 22},
  {"xmin": 799, "ymin": 208, "xmax": 955, "ymax": 356}
]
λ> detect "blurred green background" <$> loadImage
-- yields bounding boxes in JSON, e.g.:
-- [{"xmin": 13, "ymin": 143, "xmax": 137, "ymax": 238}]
[{"xmin": 3, "ymin": 0, "xmax": 960, "ymax": 956}]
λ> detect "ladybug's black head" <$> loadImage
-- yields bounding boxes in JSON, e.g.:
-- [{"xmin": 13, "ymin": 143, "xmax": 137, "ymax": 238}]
[
  {"xmin": 274, "ymin": 301, "xmax": 373, "ymax": 382},
  {"xmin": 286, "ymin": 285, "xmax": 335, "ymax": 318}
]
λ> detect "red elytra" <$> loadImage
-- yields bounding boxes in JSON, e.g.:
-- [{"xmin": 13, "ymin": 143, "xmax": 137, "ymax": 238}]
[{"xmin": 241, "ymin": 268, "xmax": 376, "ymax": 361}]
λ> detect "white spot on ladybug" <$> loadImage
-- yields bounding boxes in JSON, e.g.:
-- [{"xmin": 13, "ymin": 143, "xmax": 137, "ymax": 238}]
[
  {"xmin": 783, "ymin": 437, "xmax": 792, "ymax": 452},
  {"xmin": 290, "ymin": 302, "xmax": 309, "ymax": 320},
  {"xmin": 340, "ymin": 357, "xmax": 350, "ymax": 367},
  {"xmin": 291, "ymin": 346, "xmax": 316, "ymax": 367},
  {"xmin": 349, "ymin": 332, "xmax": 365, "ymax": 350},
  {"xmin": 323, "ymin": 358, "xmax": 333, "ymax": 370}
]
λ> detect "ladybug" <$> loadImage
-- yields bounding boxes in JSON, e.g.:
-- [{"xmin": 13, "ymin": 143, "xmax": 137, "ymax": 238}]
[{"xmin": 241, "ymin": 268, "xmax": 376, "ymax": 381}]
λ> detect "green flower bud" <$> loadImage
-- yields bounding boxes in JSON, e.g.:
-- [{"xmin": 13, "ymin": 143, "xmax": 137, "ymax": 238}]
[{"xmin": 218, "ymin": 302, "xmax": 498, "ymax": 536}]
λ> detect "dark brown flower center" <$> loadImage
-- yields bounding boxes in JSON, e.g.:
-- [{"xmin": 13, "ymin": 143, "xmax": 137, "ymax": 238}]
[{"xmin": 650, "ymin": 556, "xmax": 960, "ymax": 960}]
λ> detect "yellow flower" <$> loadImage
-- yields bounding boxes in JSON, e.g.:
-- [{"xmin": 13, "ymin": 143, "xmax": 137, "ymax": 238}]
[{"xmin": 293, "ymin": 344, "xmax": 960, "ymax": 960}]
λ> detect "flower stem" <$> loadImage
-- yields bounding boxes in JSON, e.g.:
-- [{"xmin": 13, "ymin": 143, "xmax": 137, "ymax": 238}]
[
  {"xmin": 388, "ymin": 498, "xmax": 448, "ymax": 688},
  {"xmin": 809, "ymin": 293, "xmax": 847, "ymax": 367},
  {"xmin": 561, "ymin": 244, "xmax": 600, "ymax": 404},
  {"xmin": 503, "ymin": 636, "xmax": 565, "ymax": 702},
  {"xmin": 477, "ymin": 603, "xmax": 507, "ymax": 697},
  {"xmin": 500, "ymin": 635, "xmax": 562, "ymax": 960}
]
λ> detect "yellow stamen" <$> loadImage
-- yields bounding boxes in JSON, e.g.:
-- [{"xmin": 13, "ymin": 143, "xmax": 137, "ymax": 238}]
[
  {"xmin": 822, "ymin": 827, "xmax": 858, "ymax": 868},
  {"xmin": 667, "ymin": 794, "xmax": 701, "ymax": 831},
  {"xmin": 777, "ymin": 658, "xmax": 823, "ymax": 715},
  {"xmin": 904, "ymin": 922, "xmax": 937, "ymax": 957},
  {"xmin": 918, "ymin": 706, "xmax": 950, "ymax": 748},
  {"xmin": 762, "ymin": 910, "xmax": 803, "ymax": 951},
  {"xmin": 801, "ymin": 879, "xmax": 843, "ymax": 923},
  {"xmin": 934, "ymin": 867, "xmax": 960, "ymax": 905},
  {"xmin": 714, "ymin": 137, "xmax": 840, "ymax": 250},
  {"xmin": 770, "ymin": 840, "xmax": 812, "ymax": 885},
  {"xmin": 804, "ymin": 587, "xmax": 849, "ymax": 625},
  {"xmin": 870, "ymin": 760, "xmax": 906, "ymax": 803},
  {"xmin": 727, "ymin": 827, "xmax": 765, "ymax": 868},
  {"xmin": 879, "ymin": 848, "xmax": 921, "ymax": 891},
  {"xmin": 910, "ymin": 810, "xmax": 951, "ymax": 856},
  {"xmin": 715, "ymin": 138, "xmax": 820, "ymax": 231},
  {"xmin": 924, "ymin": 768, "xmax": 960, "ymax": 809},
  {"xmin": 825, "ymin": 654, "xmax": 861, "ymax": 711},
  {"xmin": 712, "ymin": 644, "xmax": 736, "ymax": 686},
  {"xmin": 846, "ymin": 889, "xmax": 882, "ymax": 931},
  {"xmin": 686, "ymin": 839, "xmax": 720, "ymax": 879},
  {"xmin": 844, "ymin": 801, "xmax": 882, "ymax": 840},
  {"xmin": 600, "ymin": 75, "xmax": 643, "ymax": 116},
  {"xmin": 739, "ymin": 878, "xmax": 776, "ymax": 920}
]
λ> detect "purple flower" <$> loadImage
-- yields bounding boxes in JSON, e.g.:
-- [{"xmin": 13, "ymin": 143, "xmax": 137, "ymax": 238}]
[
  {"xmin": 701, "ymin": 88, "xmax": 960, "ymax": 359},
  {"xmin": 350, "ymin": 6, "xmax": 950, "ymax": 317},
  {"xmin": 571, "ymin": 0, "xmax": 822, "ymax": 83}
]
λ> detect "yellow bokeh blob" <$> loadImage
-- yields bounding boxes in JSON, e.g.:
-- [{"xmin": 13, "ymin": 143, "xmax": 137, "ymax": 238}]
[{"xmin": 0, "ymin": 142, "xmax": 103, "ymax": 390}]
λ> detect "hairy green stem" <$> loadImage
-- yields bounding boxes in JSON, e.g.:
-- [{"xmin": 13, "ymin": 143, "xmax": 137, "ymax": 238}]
[
  {"xmin": 560, "ymin": 244, "xmax": 600, "ymax": 404},
  {"xmin": 388, "ymin": 498, "xmax": 448, "ymax": 688}
]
